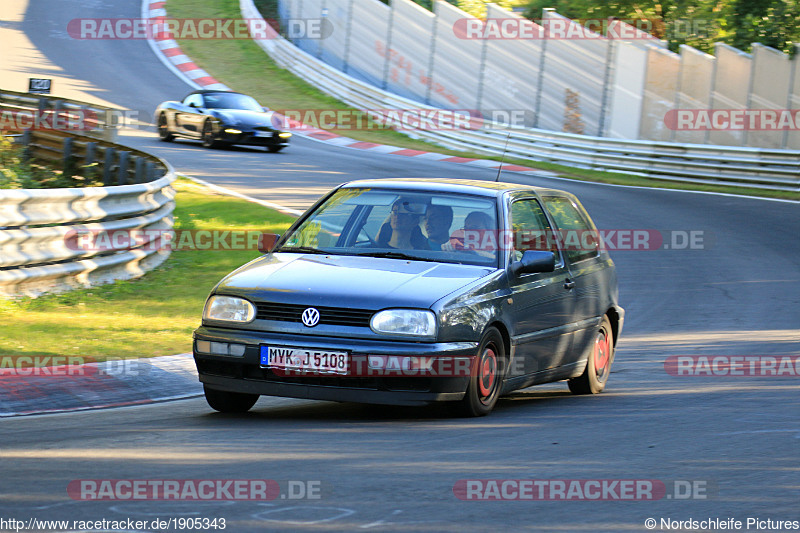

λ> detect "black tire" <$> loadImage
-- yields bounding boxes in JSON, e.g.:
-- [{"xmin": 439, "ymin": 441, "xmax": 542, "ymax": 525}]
[
  {"xmin": 453, "ymin": 327, "xmax": 506, "ymax": 417},
  {"xmin": 201, "ymin": 120, "xmax": 220, "ymax": 148},
  {"xmin": 157, "ymin": 113, "xmax": 174, "ymax": 142},
  {"xmin": 568, "ymin": 315, "xmax": 614, "ymax": 395},
  {"xmin": 267, "ymin": 145, "xmax": 285, "ymax": 153},
  {"xmin": 203, "ymin": 385, "xmax": 258, "ymax": 413}
]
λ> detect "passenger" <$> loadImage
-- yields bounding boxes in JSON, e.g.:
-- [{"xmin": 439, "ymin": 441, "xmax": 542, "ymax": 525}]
[
  {"xmin": 375, "ymin": 198, "xmax": 429, "ymax": 250},
  {"xmin": 423, "ymin": 204, "xmax": 454, "ymax": 249},
  {"xmin": 443, "ymin": 211, "xmax": 495, "ymax": 257}
]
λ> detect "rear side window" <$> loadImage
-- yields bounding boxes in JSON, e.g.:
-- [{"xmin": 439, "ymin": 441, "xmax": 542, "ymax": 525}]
[{"xmin": 542, "ymin": 196, "xmax": 599, "ymax": 263}]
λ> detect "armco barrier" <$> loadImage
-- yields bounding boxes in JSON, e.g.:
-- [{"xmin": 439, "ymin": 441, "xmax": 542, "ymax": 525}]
[
  {"xmin": 1, "ymin": 100, "xmax": 175, "ymax": 298},
  {"xmin": 241, "ymin": 0, "xmax": 799, "ymax": 193},
  {"xmin": 1, "ymin": 89, "xmax": 118, "ymax": 142}
]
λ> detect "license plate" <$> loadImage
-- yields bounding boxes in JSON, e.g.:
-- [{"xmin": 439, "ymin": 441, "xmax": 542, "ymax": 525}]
[
  {"xmin": 254, "ymin": 131, "xmax": 273, "ymax": 137},
  {"xmin": 261, "ymin": 346, "xmax": 348, "ymax": 375}
]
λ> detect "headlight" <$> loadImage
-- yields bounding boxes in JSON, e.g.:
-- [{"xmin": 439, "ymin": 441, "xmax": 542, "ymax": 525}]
[
  {"xmin": 278, "ymin": 132, "xmax": 292, "ymax": 138},
  {"xmin": 224, "ymin": 128, "xmax": 242, "ymax": 135},
  {"xmin": 370, "ymin": 309, "xmax": 436, "ymax": 338},
  {"xmin": 203, "ymin": 296, "xmax": 256, "ymax": 323}
]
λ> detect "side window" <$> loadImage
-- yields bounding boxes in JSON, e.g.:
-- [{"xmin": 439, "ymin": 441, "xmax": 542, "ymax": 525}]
[
  {"xmin": 509, "ymin": 198, "xmax": 559, "ymax": 263},
  {"xmin": 542, "ymin": 196, "xmax": 599, "ymax": 263},
  {"xmin": 183, "ymin": 94, "xmax": 203, "ymax": 107}
]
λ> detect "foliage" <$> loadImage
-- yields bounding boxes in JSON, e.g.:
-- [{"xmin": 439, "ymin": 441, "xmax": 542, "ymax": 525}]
[
  {"xmin": 0, "ymin": 135, "xmax": 39, "ymax": 189},
  {"xmin": 523, "ymin": 0, "xmax": 799, "ymax": 55},
  {"xmin": 0, "ymin": 135, "xmax": 104, "ymax": 189}
]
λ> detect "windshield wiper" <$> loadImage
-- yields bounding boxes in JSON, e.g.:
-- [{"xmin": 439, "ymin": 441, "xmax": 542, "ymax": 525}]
[
  {"xmin": 275, "ymin": 246, "xmax": 328, "ymax": 254},
  {"xmin": 353, "ymin": 251, "xmax": 432, "ymax": 261}
]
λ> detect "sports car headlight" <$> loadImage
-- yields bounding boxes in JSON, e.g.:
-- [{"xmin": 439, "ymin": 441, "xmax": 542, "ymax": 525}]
[
  {"xmin": 370, "ymin": 309, "xmax": 436, "ymax": 338},
  {"xmin": 203, "ymin": 296, "xmax": 256, "ymax": 323}
]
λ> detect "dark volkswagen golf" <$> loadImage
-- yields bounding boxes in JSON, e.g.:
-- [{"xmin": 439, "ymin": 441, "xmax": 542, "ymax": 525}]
[{"xmin": 193, "ymin": 178, "xmax": 624, "ymax": 416}]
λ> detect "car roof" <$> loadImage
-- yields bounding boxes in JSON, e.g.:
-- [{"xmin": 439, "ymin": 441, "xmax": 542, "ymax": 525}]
[
  {"xmin": 340, "ymin": 177, "xmax": 567, "ymax": 198},
  {"xmin": 183, "ymin": 90, "xmax": 243, "ymax": 98}
]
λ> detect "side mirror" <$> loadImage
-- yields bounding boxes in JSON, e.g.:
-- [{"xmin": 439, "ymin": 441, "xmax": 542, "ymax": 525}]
[
  {"xmin": 258, "ymin": 233, "xmax": 280, "ymax": 254},
  {"xmin": 510, "ymin": 250, "xmax": 556, "ymax": 276}
]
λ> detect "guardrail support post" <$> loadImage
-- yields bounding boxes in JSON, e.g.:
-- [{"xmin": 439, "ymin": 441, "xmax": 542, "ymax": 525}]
[
  {"xmin": 146, "ymin": 161, "xmax": 157, "ymax": 182},
  {"xmin": 62, "ymin": 137, "xmax": 76, "ymax": 178},
  {"xmin": 102, "ymin": 147, "xmax": 116, "ymax": 186},
  {"xmin": 134, "ymin": 156, "xmax": 145, "ymax": 184},
  {"xmin": 117, "ymin": 151, "xmax": 130, "ymax": 186},
  {"xmin": 20, "ymin": 130, "xmax": 32, "ymax": 160},
  {"xmin": 84, "ymin": 142, "xmax": 97, "ymax": 179},
  {"xmin": 52, "ymin": 100, "xmax": 64, "ymax": 130}
]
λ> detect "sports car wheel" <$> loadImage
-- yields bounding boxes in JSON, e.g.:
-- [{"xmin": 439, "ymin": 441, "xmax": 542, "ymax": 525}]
[
  {"xmin": 453, "ymin": 327, "xmax": 506, "ymax": 417},
  {"xmin": 203, "ymin": 385, "xmax": 258, "ymax": 413},
  {"xmin": 568, "ymin": 315, "xmax": 614, "ymax": 395},
  {"xmin": 157, "ymin": 113, "xmax": 173, "ymax": 142},
  {"xmin": 202, "ymin": 120, "xmax": 220, "ymax": 148}
]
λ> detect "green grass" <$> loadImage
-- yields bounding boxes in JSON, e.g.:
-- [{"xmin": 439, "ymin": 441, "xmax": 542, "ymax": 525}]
[
  {"xmin": 0, "ymin": 178, "xmax": 294, "ymax": 360},
  {"xmin": 166, "ymin": 0, "xmax": 798, "ymax": 201}
]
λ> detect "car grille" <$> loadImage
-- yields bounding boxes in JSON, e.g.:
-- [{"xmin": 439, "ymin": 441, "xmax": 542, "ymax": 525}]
[{"xmin": 255, "ymin": 302, "xmax": 374, "ymax": 327}]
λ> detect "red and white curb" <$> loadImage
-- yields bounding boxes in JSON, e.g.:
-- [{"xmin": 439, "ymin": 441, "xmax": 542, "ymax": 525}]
[
  {"xmin": 142, "ymin": 0, "xmax": 559, "ymax": 178},
  {"xmin": 0, "ymin": 354, "xmax": 200, "ymax": 417}
]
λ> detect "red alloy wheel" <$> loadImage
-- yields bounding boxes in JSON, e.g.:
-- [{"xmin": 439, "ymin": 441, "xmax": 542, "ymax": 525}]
[{"xmin": 478, "ymin": 346, "xmax": 498, "ymax": 401}]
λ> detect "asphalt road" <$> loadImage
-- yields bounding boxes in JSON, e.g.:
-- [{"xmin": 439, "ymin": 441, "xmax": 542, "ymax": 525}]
[{"xmin": 2, "ymin": 0, "xmax": 799, "ymax": 531}]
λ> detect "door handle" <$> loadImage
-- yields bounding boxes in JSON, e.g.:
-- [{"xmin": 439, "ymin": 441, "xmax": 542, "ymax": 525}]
[{"xmin": 564, "ymin": 279, "xmax": 575, "ymax": 290}]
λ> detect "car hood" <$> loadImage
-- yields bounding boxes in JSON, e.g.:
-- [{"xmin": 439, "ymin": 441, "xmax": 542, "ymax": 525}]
[
  {"xmin": 216, "ymin": 253, "xmax": 496, "ymax": 310},
  {"xmin": 214, "ymin": 109, "xmax": 276, "ymax": 128}
]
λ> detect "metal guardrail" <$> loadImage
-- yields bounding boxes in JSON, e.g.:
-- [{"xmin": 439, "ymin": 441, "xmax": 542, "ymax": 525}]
[
  {"xmin": 17, "ymin": 129, "xmax": 166, "ymax": 187},
  {"xmin": 0, "ymin": 89, "xmax": 118, "ymax": 142},
  {"xmin": 241, "ymin": 0, "xmax": 799, "ymax": 193},
  {"xmin": 1, "ymin": 113, "xmax": 175, "ymax": 298}
]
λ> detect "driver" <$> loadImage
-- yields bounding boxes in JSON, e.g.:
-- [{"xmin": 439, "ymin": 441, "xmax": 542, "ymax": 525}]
[
  {"xmin": 375, "ymin": 198, "xmax": 429, "ymax": 250},
  {"xmin": 423, "ymin": 204, "xmax": 454, "ymax": 249}
]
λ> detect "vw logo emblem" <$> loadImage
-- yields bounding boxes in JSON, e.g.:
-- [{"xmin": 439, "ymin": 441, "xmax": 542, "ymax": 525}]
[{"xmin": 301, "ymin": 307, "xmax": 320, "ymax": 327}]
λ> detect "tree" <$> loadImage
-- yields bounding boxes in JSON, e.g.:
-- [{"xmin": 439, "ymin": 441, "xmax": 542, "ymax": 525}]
[{"xmin": 523, "ymin": 0, "xmax": 799, "ymax": 55}]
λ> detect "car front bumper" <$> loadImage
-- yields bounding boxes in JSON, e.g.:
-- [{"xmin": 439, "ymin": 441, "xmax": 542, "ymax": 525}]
[
  {"xmin": 193, "ymin": 326, "xmax": 479, "ymax": 406},
  {"xmin": 220, "ymin": 130, "xmax": 290, "ymax": 147}
]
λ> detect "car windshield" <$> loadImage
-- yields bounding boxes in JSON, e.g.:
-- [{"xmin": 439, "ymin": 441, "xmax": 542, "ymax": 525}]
[
  {"xmin": 278, "ymin": 188, "xmax": 499, "ymax": 267},
  {"xmin": 202, "ymin": 93, "xmax": 263, "ymax": 111}
]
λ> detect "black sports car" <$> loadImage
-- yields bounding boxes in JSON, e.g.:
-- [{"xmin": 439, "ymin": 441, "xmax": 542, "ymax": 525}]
[{"xmin": 154, "ymin": 90, "xmax": 291, "ymax": 152}]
